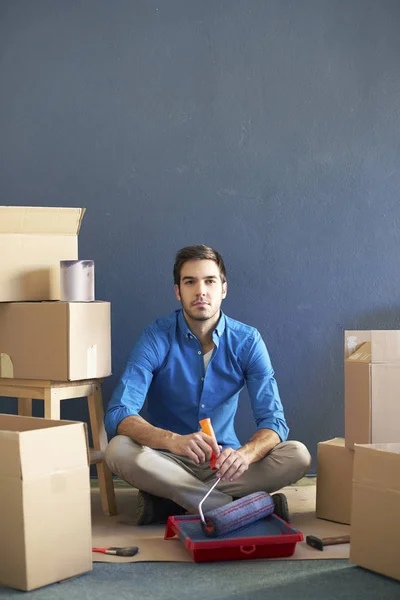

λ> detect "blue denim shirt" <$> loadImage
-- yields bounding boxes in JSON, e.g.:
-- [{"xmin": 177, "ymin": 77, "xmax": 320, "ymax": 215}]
[{"xmin": 104, "ymin": 309, "xmax": 289, "ymax": 448}]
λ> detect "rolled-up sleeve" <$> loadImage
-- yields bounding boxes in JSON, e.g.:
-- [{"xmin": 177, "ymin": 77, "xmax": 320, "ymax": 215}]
[
  {"xmin": 104, "ymin": 329, "xmax": 159, "ymax": 438},
  {"xmin": 243, "ymin": 330, "xmax": 289, "ymax": 442}
]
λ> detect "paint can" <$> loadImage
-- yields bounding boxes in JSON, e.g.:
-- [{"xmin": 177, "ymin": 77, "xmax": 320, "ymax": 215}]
[{"xmin": 60, "ymin": 260, "xmax": 95, "ymax": 302}]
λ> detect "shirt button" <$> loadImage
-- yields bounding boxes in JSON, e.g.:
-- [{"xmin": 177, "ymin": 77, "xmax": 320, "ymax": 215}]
[
  {"xmin": 201, "ymin": 377, "xmax": 204, "ymax": 381},
  {"xmin": 201, "ymin": 404, "xmax": 205, "ymax": 408},
  {"xmin": 198, "ymin": 351, "xmax": 202, "ymax": 355}
]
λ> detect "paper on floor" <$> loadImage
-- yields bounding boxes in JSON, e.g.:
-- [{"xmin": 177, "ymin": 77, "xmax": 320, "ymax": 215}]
[{"xmin": 91, "ymin": 485, "xmax": 350, "ymax": 563}]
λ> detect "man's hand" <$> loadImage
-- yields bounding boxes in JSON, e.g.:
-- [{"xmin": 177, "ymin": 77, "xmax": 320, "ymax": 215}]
[
  {"xmin": 167, "ymin": 432, "xmax": 220, "ymax": 464},
  {"xmin": 214, "ymin": 448, "xmax": 250, "ymax": 482}
]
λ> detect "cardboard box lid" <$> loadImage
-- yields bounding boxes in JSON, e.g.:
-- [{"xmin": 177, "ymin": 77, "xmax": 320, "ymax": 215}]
[
  {"xmin": 346, "ymin": 342, "xmax": 371, "ymax": 363},
  {"xmin": 345, "ymin": 330, "xmax": 400, "ymax": 363},
  {"xmin": 353, "ymin": 443, "xmax": 400, "ymax": 491},
  {"xmin": 317, "ymin": 438, "xmax": 345, "ymax": 448},
  {"xmin": 0, "ymin": 415, "xmax": 89, "ymax": 479},
  {"xmin": 0, "ymin": 206, "xmax": 85, "ymax": 235}
]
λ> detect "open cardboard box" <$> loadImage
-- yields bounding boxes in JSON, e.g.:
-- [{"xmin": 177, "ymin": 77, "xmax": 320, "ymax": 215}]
[
  {"xmin": 0, "ymin": 301, "xmax": 111, "ymax": 380},
  {"xmin": 0, "ymin": 206, "xmax": 84, "ymax": 302},
  {"xmin": 0, "ymin": 414, "xmax": 92, "ymax": 591},
  {"xmin": 344, "ymin": 330, "xmax": 400, "ymax": 448}
]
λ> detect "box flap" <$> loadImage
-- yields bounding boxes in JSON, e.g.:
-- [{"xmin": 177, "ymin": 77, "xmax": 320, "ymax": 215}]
[
  {"xmin": 317, "ymin": 438, "xmax": 345, "ymax": 448},
  {"xmin": 344, "ymin": 331, "xmax": 371, "ymax": 359},
  {"xmin": 0, "ymin": 431, "xmax": 23, "ymax": 479},
  {"xmin": 18, "ymin": 423, "xmax": 89, "ymax": 478},
  {"xmin": 346, "ymin": 342, "xmax": 371, "ymax": 363},
  {"xmin": 0, "ymin": 207, "xmax": 85, "ymax": 235},
  {"xmin": 0, "ymin": 416, "xmax": 89, "ymax": 478},
  {"xmin": 0, "ymin": 414, "xmax": 75, "ymax": 433},
  {"xmin": 353, "ymin": 444, "xmax": 400, "ymax": 491}
]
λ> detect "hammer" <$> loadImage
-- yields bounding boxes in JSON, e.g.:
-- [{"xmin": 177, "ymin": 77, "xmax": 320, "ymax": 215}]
[
  {"xmin": 92, "ymin": 546, "xmax": 139, "ymax": 557},
  {"xmin": 306, "ymin": 534, "xmax": 350, "ymax": 551}
]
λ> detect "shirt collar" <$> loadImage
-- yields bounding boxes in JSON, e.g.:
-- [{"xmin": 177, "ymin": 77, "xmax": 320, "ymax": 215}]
[
  {"xmin": 177, "ymin": 308, "xmax": 226, "ymax": 339},
  {"xmin": 214, "ymin": 310, "xmax": 226, "ymax": 337}
]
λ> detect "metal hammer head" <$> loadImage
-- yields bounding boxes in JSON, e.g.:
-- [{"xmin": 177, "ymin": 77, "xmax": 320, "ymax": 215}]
[
  {"xmin": 306, "ymin": 535, "xmax": 324, "ymax": 551},
  {"xmin": 109, "ymin": 546, "xmax": 139, "ymax": 557},
  {"xmin": 306, "ymin": 534, "xmax": 350, "ymax": 551}
]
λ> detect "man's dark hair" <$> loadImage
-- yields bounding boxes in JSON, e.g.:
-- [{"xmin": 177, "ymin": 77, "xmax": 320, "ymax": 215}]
[{"xmin": 173, "ymin": 245, "xmax": 227, "ymax": 286}]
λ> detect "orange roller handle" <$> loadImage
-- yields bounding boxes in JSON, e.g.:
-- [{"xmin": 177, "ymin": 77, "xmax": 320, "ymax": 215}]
[{"xmin": 199, "ymin": 417, "xmax": 218, "ymax": 469}]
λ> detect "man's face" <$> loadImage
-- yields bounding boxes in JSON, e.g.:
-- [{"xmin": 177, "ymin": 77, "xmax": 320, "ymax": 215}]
[{"xmin": 174, "ymin": 259, "xmax": 227, "ymax": 323}]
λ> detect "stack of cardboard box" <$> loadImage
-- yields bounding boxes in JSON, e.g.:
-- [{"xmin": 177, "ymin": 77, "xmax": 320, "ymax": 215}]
[
  {"xmin": 316, "ymin": 330, "xmax": 400, "ymax": 581},
  {"xmin": 0, "ymin": 206, "xmax": 111, "ymax": 380},
  {"xmin": 0, "ymin": 206, "xmax": 112, "ymax": 590}
]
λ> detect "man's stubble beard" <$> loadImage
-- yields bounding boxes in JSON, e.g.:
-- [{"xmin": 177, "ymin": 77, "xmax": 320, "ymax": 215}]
[{"xmin": 182, "ymin": 303, "xmax": 220, "ymax": 323}]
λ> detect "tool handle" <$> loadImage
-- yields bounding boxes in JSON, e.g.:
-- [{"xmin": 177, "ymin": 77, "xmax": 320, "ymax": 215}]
[
  {"xmin": 199, "ymin": 418, "xmax": 218, "ymax": 469},
  {"xmin": 321, "ymin": 535, "xmax": 350, "ymax": 546}
]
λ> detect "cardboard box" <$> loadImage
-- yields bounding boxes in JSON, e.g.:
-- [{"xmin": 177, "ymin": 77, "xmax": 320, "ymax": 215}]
[
  {"xmin": 0, "ymin": 301, "xmax": 111, "ymax": 381},
  {"xmin": 350, "ymin": 443, "xmax": 400, "ymax": 582},
  {"xmin": 345, "ymin": 330, "xmax": 400, "ymax": 362},
  {"xmin": 344, "ymin": 330, "xmax": 400, "ymax": 448},
  {"xmin": 0, "ymin": 414, "xmax": 92, "ymax": 591},
  {"xmin": 0, "ymin": 206, "xmax": 85, "ymax": 302},
  {"xmin": 316, "ymin": 438, "xmax": 354, "ymax": 524}
]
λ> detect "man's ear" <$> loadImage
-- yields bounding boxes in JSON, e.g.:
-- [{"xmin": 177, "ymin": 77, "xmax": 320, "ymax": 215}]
[
  {"xmin": 222, "ymin": 281, "xmax": 228, "ymax": 299},
  {"xmin": 174, "ymin": 283, "xmax": 181, "ymax": 302}
]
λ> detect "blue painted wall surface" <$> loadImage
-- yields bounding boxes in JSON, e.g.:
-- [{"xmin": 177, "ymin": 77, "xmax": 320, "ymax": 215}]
[{"xmin": 1, "ymin": 1, "xmax": 400, "ymax": 471}]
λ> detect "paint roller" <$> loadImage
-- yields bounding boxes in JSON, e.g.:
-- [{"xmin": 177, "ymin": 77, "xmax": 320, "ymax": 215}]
[
  {"xmin": 198, "ymin": 419, "xmax": 286, "ymax": 538},
  {"xmin": 200, "ymin": 491, "xmax": 276, "ymax": 537}
]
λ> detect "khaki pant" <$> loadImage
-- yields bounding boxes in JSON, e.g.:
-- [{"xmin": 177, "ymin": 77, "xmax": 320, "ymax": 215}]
[{"xmin": 105, "ymin": 436, "xmax": 311, "ymax": 513}]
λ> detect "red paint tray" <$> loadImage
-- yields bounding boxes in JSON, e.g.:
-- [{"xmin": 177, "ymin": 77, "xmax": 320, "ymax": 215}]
[{"xmin": 164, "ymin": 513, "xmax": 303, "ymax": 563}]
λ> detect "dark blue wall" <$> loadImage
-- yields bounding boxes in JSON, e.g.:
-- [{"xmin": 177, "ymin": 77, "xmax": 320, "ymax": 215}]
[{"xmin": 1, "ymin": 1, "xmax": 400, "ymax": 472}]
